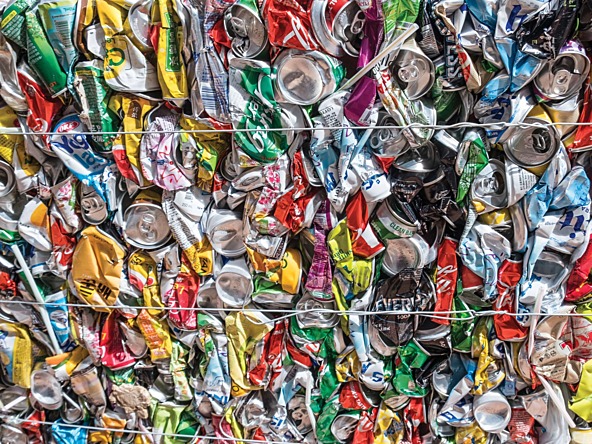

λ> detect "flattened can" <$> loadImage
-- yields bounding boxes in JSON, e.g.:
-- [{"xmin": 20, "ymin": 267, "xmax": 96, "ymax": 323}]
[
  {"xmin": 470, "ymin": 159, "xmax": 508, "ymax": 214},
  {"xmin": 123, "ymin": 188, "xmax": 171, "ymax": 249},
  {"xmin": 224, "ymin": 0, "xmax": 268, "ymax": 58},
  {"xmin": 295, "ymin": 293, "xmax": 339, "ymax": 328},
  {"xmin": 369, "ymin": 111, "xmax": 410, "ymax": 158},
  {"xmin": 503, "ymin": 114, "xmax": 560, "ymax": 176},
  {"xmin": 472, "ymin": 391, "xmax": 511, "ymax": 433},
  {"xmin": 327, "ymin": 0, "xmax": 365, "ymax": 56},
  {"xmin": 330, "ymin": 413, "xmax": 360, "ymax": 443},
  {"xmin": 80, "ymin": 182, "xmax": 108, "ymax": 225},
  {"xmin": 273, "ymin": 49, "xmax": 345, "ymax": 106},
  {"xmin": 534, "ymin": 40, "xmax": 590, "ymax": 102},
  {"xmin": 29, "ymin": 369, "xmax": 63, "ymax": 410},
  {"xmin": 392, "ymin": 39, "xmax": 435, "ymax": 100},
  {"xmin": 382, "ymin": 235, "xmax": 429, "ymax": 277},
  {"xmin": 370, "ymin": 196, "xmax": 419, "ymax": 240},
  {"xmin": 0, "ymin": 159, "xmax": 16, "ymax": 200},
  {"xmin": 542, "ymin": 93, "xmax": 582, "ymax": 138},
  {"xmin": 125, "ymin": 0, "xmax": 152, "ymax": 52}
]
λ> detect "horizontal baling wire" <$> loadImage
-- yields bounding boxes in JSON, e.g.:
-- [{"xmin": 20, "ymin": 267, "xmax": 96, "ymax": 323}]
[
  {"xmin": 0, "ymin": 298, "xmax": 587, "ymax": 321},
  {"xmin": 0, "ymin": 120, "xmax": 587, "ymax": 136}
]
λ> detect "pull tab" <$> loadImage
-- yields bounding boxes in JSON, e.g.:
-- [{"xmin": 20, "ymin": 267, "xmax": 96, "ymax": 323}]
[
  {"xmin": 398, "ymin": 62, "xmax": 420, "ymax": 83},
  {"xmin": 138, "ymin": 213, "xmax": 156, "ymax": 241},
  {"xmin": 551, "ymin": 68, "xmax": 573, "ymax": 95}
]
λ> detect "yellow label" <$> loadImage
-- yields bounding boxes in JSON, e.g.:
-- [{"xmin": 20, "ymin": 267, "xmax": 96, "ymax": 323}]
[
  {"xmin": 327, "ymin": 219, "xmax": 354, "ymax": 282},
  {"xmin": 30, "ymin": 201, "xmax": 50, "ymax": 228},
  {"xmin": 183, "ymin": 237, "xmax": 214, "ymax": 276},
  {"xmin": 71, "ymin": 226, "xmax": 126, "ymax": 311},
  {"xmin": 136, "ymin": 309, "xmax": 172, "ymax": 361},
  {"xmin": 1, "ymin": 10, "xmax": 17, "ymax": 29},
  {"xmin": 113, "ymin": 96, "xmax": 156, "ymax": 185},
  {"xmin": 0, "ymin": 105, "xmax": 23, "ymax": 165},
  {"xmin": 225, "ymin": 312, "xmax": 273, "ymax": 392},
  {"xmin": 0, "ymin": 322, "xmax": 32, "ymax": 388},
  {"xmin": 96, "ymin": 0, "xmax": 126, "ymax": 37},
  {"xmin": 128, "ymin": 251, "xmax": 162, "ymax": 315},
  {"xmin": 374, "ymin": 403, "xmax": 403, "ymax": 444},
  {"xmin": 153, "ymin": 0, "xmax": 187, "ymax": 100},
  {"xmin": 479, "ymin": 209, "xmax": 511, "ymax": 226}
]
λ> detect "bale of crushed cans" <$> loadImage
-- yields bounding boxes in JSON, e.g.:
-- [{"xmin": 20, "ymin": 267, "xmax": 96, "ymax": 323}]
[{"xmin": 4, "ymin": 0, "xmax": 592, "ymax": 442}]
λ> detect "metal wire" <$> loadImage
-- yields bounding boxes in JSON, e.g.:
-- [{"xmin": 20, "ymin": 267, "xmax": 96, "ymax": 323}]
[
  {"xmin": 0, "ymin": 415, "xmax": 297, "ymax": 444},
  {"xmin": 0, "ymin": 120, "xmax": 589, "ymax": 136},
  {"xmin": 0, "ymin": 297, "xmax": 587, "ymax": 319}
]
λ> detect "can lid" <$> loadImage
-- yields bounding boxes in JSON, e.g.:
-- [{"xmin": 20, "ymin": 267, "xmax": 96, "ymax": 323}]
[
  {"xmin": 393, "ymin": 142, "xmax": 440, "ymax": 173},
  {"xmin": 472, "ymin": 391, "xmax": 511, "ymax": 433},
  {"xmin": 470, "ymin": 159, "xmax": 508, "ymax": 213},
  {"xmin": 393, "ymin": 49, "xmax": 435, "ymax": 100},
  {"xmin": 205, "ymin": 209, "xmax": 246, "ymax": 257},
  {"xmin": 295, "ymin": 293, "xmax": 339, "ymax": 328},
  {"xmin": 123, "ymin": 202, "xmax": 171, "ymax": 250},
  {"xmin": 276, "ymin": 54, "xmax": 324, "ymax": 106},
  {"xmin": 30, "ymin": 370, "xmax": 64, "ymax": 410},
  {"xmin": 215, "ymin": 257, "xmax": 253, "ymax": 307}
]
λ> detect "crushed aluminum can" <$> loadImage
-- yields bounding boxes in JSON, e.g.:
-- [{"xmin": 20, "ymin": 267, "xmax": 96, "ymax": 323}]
[
  {"xmin": 123, "ymin": 188, "xmax": 171, "ymax": 250},
  {"xmin": 472, "ymin": 390, "xmax": 512, "ymax": 434},
  {"xmin": 203, "ymin": 208, "xmax": 246, "ymax": 257},
  {"xmin": 29, "ymin": 369, "xmax": 64, "ymax": 410},
  {"xmin": 273, "ymin": 49, "xmax": 345, "ymax": 106},
  {"xmin": 311, "ymin": 0, "xmax": 365, "ymax": 58},
  {"xmin": 470, "ymin": 159, "xmax": 508, "ymax": 214},
  {"xmin": 295, "ymin": 292, "xmax": 339, "ymax": 329},
  {"xmin": 392, "ymin": 38, "xmax": 436, "ymax": 100},
  {"xmin": 224, "ymin": 0, "xmax": 268, "ymax": 58},
  {"xmin": 381, "ymin": 235, "xmax": 429, "ymax": 277},
  {"xmin": 534, "ymin": 40, "xmax": 591, "ymax": 102},
  {"xmin": 371, "ymin": 195, "xmax": 420, "ymax": 240},
  {"xmin": 503, "ymin": 117, "xmax": 560, "ymax": 176}
]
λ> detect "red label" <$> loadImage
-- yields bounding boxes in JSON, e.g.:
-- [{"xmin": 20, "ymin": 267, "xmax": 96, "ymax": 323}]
[
  {"xmin": 434, "ymin": 238, "xmax": 458, "ymax": 325},
  {"xmin": 494, "ymin": 259, "xmax": 528, "ymax": 341}
]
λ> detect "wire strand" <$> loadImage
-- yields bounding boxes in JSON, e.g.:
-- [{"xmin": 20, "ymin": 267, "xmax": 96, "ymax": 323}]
[
  {"xmin": 0, "ymin": 298, "xmax": 587, "ymax": 318},
  {"xmin": 0, "ymin": 120, "xmax": 589, "ymax": 136}
]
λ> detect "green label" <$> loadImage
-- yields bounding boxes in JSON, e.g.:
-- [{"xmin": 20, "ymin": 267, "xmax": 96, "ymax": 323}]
[
  {"xmin": 233, "ymin": 63, "xmax": 288, "ymax": 163},
  {"xmin": 457, "ymin": 133, "xmax": 488, "ymax": 204},
  {"xmin": 165, "ymin": 13, "xmax": 181, "ymax": 73}
]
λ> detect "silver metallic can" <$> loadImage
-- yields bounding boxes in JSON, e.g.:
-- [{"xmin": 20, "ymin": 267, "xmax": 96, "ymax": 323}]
[
  {"xmin": 393, "ymin": 141, "xmax": 440, "ymax": 174},
  {"xmin": 126, "ymin": 0, "xmax": 152, "ymax": 52},
  {"xmin": 503, "ymin": 117, "xmax": 560, "ymax": 176},
  {"xmin": 330, "ymin": 413, "xmax": 360, "ymax": 443},
  {"xmin": 224, "ymin": 0, "xmax": 268, "ymax": 58},
  {"xmin": 273, "ymin": 49, "xmax": 344, "ymax": 106},
  {"xmin": 370, "ymin": 196, "xmax": 419, "ymax": 240},
  {"xmin": 204, "ymin": 208, "xmax": 246, "ymax": 257},
  {"xmin": 542, "ymin": 93, "xmax": 582, "ymax": 138},
  {"xmin": 0, "ymin": 159, "xmax": 16, "ymax": 199},
  {"xmin": 295, "ymin": 293, "xmax": 339, "ymax": 329},
  {"xmin": 80, "ymin": 182, "xmax": 108, "ymax": 225},
  {"xmin": 469, "ymin": 159, "xmax": 508, "ymax": 214},
  {"xmin": 29, "ymin": 369, "xmax": 64, "ymax": 410},
  {"xmin": 310, "ymin": 0, "xmax": 365, "ymax": 57},
  {"xmin": 534, "ymin": 40, "xmax": 590, "ymax": 102},
  {"xmin": 369, "ymin": 111, "xmax": 410, "ymax": 158},
  {"xmin": 472, "ymin": 390, "xmax": 511, "ymax": 434},
  {"xmin": 382, "ymin": 235, "xmax": 429, "ymax": 277},
  {"xmin": 392, "ymin": 39, "xmax": 435, "ymax": 100},
  {"xmin": 123, "ymin": 188, "xmax": 172, "ymax": 250}
]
